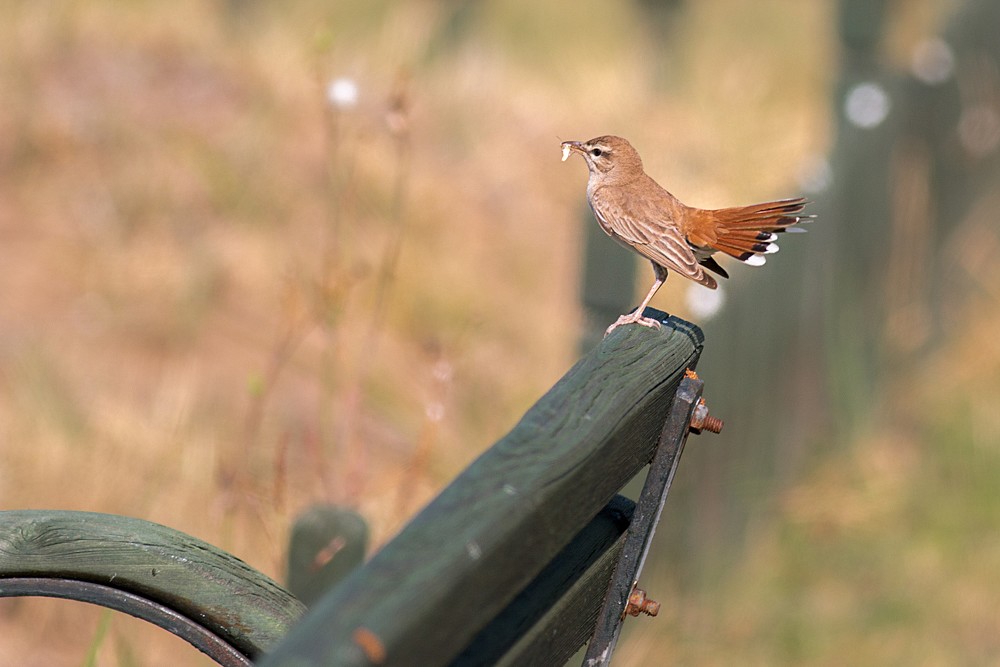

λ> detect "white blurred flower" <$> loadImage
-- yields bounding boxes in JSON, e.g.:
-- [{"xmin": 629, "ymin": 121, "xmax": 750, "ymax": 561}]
[
  {"xmin": 911, "ymin": 38, "xmax": 955, "ymax": 86},
  {"xmin": 958, "ymin": 105, "xmax": 1000, "ymax": 157},
  {"xmin": 845, "ymin": 82, "xmax": 890, "ymax": 129},
  {"xmin": 796, "ymin": 154, "xmax": 833, "ymax": 194},
  {"xmin": 425, "ymin": 401, "xmax": 445, "ymax": 422},
  {"xmin": 327, "ymin": 77, "xmax": 358, "ymax": 109},
  {"xmin": 686, "ymin": 283, "xmax": 726, "ymax": 320}
]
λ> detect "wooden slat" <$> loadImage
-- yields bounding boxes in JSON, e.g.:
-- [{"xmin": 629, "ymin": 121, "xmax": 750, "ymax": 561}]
[
  {"xmin": 261, "ymin": 311, "xmax": 703, "ymax": 667},
  {"xmin": 471, "ymin": 495, "xmax": 636, "ymax": 667}
]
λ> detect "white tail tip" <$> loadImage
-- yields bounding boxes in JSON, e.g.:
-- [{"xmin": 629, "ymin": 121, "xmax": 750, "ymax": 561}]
[{"xmin": 745, "ymin": 254, "xmax": 767, "ymax": 267}]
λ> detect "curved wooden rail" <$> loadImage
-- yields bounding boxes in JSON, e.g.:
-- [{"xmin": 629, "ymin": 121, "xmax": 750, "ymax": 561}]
[{"xmin": 0, "ymin": 511, "xmax": 305, "ymax": 663}]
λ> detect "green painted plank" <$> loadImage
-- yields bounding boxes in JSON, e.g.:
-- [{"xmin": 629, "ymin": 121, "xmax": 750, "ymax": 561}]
[
  {"xmin": 262, "ymin": 312, "xmax": 703, "ymax": 667},
  {"xmin": 453, "ymin": 495, "xmax": 636, "ymax": 667},
  {"xmin": 0, "ymin": 510, "xmax": 305, "ymax": 658}
]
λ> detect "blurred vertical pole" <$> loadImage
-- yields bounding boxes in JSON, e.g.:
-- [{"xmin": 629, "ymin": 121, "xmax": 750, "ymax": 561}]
[
  {"xmin": 646, "ymin": 0, "xmax": 907, "ymax": 583},
  {"xmin": 578, "ymin": 205, "xmax": 637, "ymax": 352},
  {"xmin": 577, "ymin": 0, "xmax": 1000, "ymax": 596},
  {"xmin": 421, "ymin": 0, "xmax": 481, "ymax": 66},
  {"xmin": 579, "ymin": 0, "xmax": 685, "ymax": 350},
  {"xmin": 903, "ymin": 0, "xmax": 1000, "ymax": 345},
  {"xmin": 822, "ymin": 0, "xmax": 896, "ymax": 425},
  {"xmin": 635, "ymin": 0, "xmax": 686, "ymax": 89}
]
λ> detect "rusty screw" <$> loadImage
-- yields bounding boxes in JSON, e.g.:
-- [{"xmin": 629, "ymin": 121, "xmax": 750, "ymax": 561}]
[
  {"xmin": 624, "ymin": 587, "xmax": 660, "ymax": 618},
  {"xmin": 689, "ymin": 398, "xmax": 723, "ymax": 434}
]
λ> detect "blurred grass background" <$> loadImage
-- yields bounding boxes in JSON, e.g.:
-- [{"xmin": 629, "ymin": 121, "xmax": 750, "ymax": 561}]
[{"xmin": 2, "ymin": 0, "xmax": 999, "ymax": 665}]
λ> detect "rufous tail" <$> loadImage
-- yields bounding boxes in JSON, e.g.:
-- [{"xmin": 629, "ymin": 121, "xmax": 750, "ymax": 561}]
[{"xmin": 707, "ymin": 197, "xmax": 810, "ymax": 266}]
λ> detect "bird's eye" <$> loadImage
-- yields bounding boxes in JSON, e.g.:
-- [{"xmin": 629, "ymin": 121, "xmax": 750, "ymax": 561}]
[{"xmin": 590, "ymin": 148, "xmax": 603, "ymax": 157}]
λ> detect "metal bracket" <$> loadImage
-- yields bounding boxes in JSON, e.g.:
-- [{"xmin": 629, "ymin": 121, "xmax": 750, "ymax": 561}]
[
  {"xmin": 583, "ymin": 374, "xmax": 705, "ymax": 666},
  {"xmin": 0, "ymin": 578, "xmax": 252, "ymax": 666}
]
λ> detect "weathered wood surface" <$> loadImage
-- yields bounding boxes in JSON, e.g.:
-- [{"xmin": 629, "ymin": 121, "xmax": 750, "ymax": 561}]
[
  {"xmin": 0, "ymin": 510, "xmax": 305, "ymax": 659},
  {"xmin": 261, "ymin": 310, "xmax": 704, "ymax": 667},
  {"xmin": 458, "ymin": 495, "xmax": 635, "ymax": 667}
]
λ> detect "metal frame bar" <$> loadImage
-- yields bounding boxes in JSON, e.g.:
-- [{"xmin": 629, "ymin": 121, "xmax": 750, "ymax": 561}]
[
  {"xmin": 0, "ymin": 577, "xmax": 252, "ymax": 667},
  {"xmin": 584, "ymin": 375, "xmax": 704, "ymax": 665}
]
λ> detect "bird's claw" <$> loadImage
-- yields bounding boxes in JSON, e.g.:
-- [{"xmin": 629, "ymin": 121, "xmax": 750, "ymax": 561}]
[{"xmin": 604, "ymin": 314, "xmax": 662, "ymax": 337}]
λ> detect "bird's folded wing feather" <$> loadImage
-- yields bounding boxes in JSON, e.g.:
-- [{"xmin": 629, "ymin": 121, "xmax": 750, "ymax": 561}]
[{"xmin": 595, "ymin": 189, "xmax": 707, "ymax": 283}]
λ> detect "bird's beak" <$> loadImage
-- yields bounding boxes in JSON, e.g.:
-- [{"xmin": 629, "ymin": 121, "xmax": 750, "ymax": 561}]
[{"xmin": 561, "ymin": 141, "xmax": 585, "ymax": 162}]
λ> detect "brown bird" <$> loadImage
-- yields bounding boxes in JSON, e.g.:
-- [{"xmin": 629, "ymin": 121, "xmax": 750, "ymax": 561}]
[{"xmin": 562, "ymin": 135, "xmax": 810, "ymax": 334}]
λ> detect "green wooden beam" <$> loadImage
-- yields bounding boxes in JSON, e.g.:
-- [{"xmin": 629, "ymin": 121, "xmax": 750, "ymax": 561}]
[
  {"xmin": 461, "ymin": 495, "xmax": 636, "ymax": 667},
  {"xmin": 0, "ymin": 510, "xmax": 305, "ymax": 659},
  {"xmin": 261, "ymin": 311, "xmax": 703, "ymax": 667}
]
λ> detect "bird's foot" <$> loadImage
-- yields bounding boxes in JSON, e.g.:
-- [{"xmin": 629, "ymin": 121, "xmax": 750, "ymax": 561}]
[{"xmin": 604, "ymin": 312, "xmax": 662, "ymax": 337}]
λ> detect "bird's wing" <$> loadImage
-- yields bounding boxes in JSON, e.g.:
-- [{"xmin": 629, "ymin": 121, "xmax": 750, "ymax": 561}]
[{"xmin": 593, "ymin": 185, "xmax": 716, "ymax": 288}]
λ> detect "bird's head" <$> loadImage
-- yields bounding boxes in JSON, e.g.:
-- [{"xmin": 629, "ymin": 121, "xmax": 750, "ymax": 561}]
[{"xmin": 561, "ymin": 135, "xmax": 643, "ymax": 179}]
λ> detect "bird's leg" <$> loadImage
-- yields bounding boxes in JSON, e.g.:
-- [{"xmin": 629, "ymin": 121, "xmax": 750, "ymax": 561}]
[{"xmin": 605, "ymin": 264, "xmax": 668, "ymax": 336}]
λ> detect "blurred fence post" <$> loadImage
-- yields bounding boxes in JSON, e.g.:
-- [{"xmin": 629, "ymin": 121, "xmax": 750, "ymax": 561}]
[
  {"xmin": 578, "ymin": 204, "xmax": 637, "ymax": 351},
  {"xmin": 636, "ymin": 0, "xmax": 686, "ymax": 89},
  {"xmin": 655, "ymin": 0, "xmax": 1000, "ymax": 586},
  {"xmin": 822, "ymin": 0, "xmax": 895, "ymax": 424},
  {"xmin": 644, "ymin": 0, "xmax": 901, "ymax": 580},
  {"xmin": 286, "ymin": 506, "xmax": 368, "ymax": 608}
]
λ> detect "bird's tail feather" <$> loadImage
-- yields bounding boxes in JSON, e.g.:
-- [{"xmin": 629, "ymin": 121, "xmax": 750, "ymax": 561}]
[{"xmin": 709, "ymin": 197, "xmax": 811, "ymax": 266}]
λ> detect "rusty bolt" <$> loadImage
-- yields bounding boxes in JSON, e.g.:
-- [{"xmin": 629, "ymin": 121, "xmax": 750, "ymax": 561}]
[
  {"xmin": 624, "ymin": 587, "xmax": 660, "ymax": 618},
  {"xmin": 690, "ymin": 398, "xmax": 723, "ymax": 434}
]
